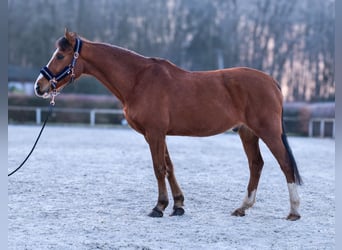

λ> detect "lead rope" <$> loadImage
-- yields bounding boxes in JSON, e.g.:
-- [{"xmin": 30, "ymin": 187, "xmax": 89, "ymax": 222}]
[{"xmin": 8, "ymin": 99, "xmax": 55, "ymax": 177}]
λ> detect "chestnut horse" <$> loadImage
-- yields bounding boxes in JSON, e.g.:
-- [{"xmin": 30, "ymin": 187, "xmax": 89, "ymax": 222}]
[{"xmin": 34, "ymin": 30, "xmax": 302, "ymax": 220}]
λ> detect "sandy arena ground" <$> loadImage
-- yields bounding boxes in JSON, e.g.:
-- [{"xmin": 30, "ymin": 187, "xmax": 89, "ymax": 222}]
[{"xmin": 8, "ymin": 125, "xmax": 335, "ymax": 249}]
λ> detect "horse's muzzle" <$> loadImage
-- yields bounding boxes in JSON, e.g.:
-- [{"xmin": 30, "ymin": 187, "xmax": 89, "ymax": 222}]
[
  {"xmin": 34, "ymin": 81, "xmax": 50, "ymax": 99},
  {"xmin": 35, "ymin": 84, "xmax": 43, "ymax": 96},
  {"xmin": 34, "ymin": 83, "xmax": 46, "ymax": 97}
]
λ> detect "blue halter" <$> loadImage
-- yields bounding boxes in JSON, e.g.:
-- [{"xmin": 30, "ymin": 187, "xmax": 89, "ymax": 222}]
[{"xmin": 40, "ymin": 38, "xmax": 82, "ymax": 90}]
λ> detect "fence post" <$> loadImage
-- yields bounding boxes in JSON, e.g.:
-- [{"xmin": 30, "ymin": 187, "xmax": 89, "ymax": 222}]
[
  {"xmin": 90, "ymin": 110, "xmax": 95, "ymax": 126},
  {"xmin": 320, "ymin": 120, "xmax": 325, "ymax": 137},
  {"xmin": 36, "ymin": 108, "xmax": 41, "ymax": 124},
  {"xmin": 333, "ymin": 120, "xmax": 335, "ymax": 138},
  {"xmin": 308, "ymin": 119, "xmax": 313, "ymax": 137}
]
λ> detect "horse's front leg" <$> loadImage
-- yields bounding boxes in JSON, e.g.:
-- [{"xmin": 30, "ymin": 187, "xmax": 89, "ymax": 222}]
[
  {"xmin": 145, "ymin": 133, "xmax": 169, "ymax": 217},
  {"xmin": 165, "ymin": 144, "xmax": 185, "ymax": 216}
]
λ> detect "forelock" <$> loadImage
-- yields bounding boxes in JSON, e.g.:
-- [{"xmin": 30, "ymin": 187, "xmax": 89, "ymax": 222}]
[{"xmin": 56, "ymin": 37, "xmax": 72, "ymax": 51}]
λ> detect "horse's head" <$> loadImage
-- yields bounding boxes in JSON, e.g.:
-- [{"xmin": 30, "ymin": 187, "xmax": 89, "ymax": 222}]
[{"xmin": 34, "ymin": 29, "xmax": 84, "ymax": 99}]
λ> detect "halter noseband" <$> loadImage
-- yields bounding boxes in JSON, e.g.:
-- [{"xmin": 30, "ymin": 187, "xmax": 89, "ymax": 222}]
[{"xmin": 40, "ymin": 38, "xmax": 82, "ymax": 90}]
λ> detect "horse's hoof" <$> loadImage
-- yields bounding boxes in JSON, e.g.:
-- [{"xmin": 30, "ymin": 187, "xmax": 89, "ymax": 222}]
[
  {"xmin": 286, "ymin": 213, "xmax": 301, "ymax": 221},
  {"xmin": 231, "ymin": 208, "xmax": 245, "ymax": 217},
  {"xmin": 170, "ymin": 207, "xmax": 185, "ymax": 216},
  {"xmin": 148, "ymin": 207, "xmax": 163, "ymax": 218}
]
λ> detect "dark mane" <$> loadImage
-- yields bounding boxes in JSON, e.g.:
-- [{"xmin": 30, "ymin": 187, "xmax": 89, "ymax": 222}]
[{"xmin": 56, "ymin": 37, "xmax": 72, "ymax": 51}]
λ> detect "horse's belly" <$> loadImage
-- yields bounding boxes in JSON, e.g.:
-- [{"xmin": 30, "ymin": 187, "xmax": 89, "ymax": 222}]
[
  {"xmin": 167, "ymin": 113, "xmax": 236, "ymax": 137},
  {"xmin": 167, "ymin": 127, "xmax": 231, "ymax": 137}
]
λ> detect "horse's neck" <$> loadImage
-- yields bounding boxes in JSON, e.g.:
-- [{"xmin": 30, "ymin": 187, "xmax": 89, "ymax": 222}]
[{"xmin": 82, "ymin": 41, "xmax": 148, "ymax": 104}]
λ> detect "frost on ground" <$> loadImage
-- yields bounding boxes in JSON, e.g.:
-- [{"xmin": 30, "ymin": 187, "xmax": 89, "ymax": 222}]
[{"xmin": 8, "ymin": 125, "xmax": 335, "ymax": 250}]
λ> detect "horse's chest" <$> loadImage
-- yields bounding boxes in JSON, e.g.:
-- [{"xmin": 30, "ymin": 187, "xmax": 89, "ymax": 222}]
[{"xmin": 123, "ymin": 107, "xmax": 146, "ymax": 135}]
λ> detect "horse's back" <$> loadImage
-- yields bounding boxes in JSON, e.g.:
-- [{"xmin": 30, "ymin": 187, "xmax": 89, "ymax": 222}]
[
  {"xmin": 173, "ymin": 66, "xmax": 283, "ymax": 118},
  {"xmin": 161, "ymin": 66, "xmax": 281, "ymax": 136}
]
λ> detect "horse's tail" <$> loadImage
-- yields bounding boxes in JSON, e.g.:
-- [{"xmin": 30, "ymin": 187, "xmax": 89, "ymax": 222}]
[{"xmin": 281, "ymin": 109, "xmax": 303, "ymax": 185}]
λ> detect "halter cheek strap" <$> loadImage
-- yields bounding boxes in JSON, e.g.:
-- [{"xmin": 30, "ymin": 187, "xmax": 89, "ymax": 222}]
[{"xmin": 40, "ymin": 38, "xmax": 82, "ymax": 90}]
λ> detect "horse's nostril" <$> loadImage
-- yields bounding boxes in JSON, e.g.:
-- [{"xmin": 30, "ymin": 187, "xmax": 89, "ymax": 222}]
[{"xmin": 35, "ymin": 84, "xmax": 44, "ymax": 96}]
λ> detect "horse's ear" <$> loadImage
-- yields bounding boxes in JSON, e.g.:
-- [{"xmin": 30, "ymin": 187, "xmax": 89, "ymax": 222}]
[
  {"xmin": 64, "ymin": 27, "xmax": 76, "ymax": 44},
  {"xmin": 64, "ymin": 27, "xmax": 69, "ymax": 37}
]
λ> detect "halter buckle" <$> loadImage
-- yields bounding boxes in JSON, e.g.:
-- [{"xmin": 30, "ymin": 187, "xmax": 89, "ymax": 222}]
[
  {"xmin": 50, "ymin": 78, "xmax": 58, "ymax": 89},
  {"xmin": 74, "ymin": 52, "xmax": 79, "ymax": 59}
]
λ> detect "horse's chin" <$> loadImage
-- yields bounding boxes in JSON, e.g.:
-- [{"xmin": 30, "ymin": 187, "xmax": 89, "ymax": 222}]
[
  {"xmin": 34, "ymin": 91, "xmax": 48, "ymax": 99},
  {"xmin": 36, "ymin": 87, "xmax": 63, "ymax": 99},
  {"xmin": 35, "ymin": 91, "xmax": 58, "ymax": 99},
  {"xmin": 44, "ymin": 93, "xmax": 53, "ymax": 99}
]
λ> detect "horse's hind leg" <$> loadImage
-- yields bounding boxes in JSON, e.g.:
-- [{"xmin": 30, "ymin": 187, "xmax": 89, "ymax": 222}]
[
  {"xmin": 165, "ymin": 144, "xmax": 185, "ymax": 216},
  {"xmin": 260, "ymin": 132, "xmax": 301, "ymax": 220},
  {"xmin": 232, "ymin": 126, "xmax": 264, "ymax": 217}
]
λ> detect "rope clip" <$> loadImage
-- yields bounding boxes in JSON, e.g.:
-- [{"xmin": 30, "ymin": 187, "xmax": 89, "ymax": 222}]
[{"xmin": 50, "ymin": 90, "xmax": 59, "ymax": 106}]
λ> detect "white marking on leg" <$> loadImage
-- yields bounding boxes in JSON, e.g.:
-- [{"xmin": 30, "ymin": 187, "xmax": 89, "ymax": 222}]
[
  {"xmin": 287, "ymin": 183, "xmax": 300, "ymax": 215},
  {"xmin": 241, "ymin": 189, "xmax": 257, "ymax": 210}
]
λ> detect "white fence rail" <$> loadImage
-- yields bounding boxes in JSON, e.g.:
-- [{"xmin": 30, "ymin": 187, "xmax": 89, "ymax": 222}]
[
  {"xmin": 9, "ymin": 106, "xmax": 124, "ymax": 126},
  {"xmin": 89, "ymin": 109, "xmax": 124, "ymax": 126}
]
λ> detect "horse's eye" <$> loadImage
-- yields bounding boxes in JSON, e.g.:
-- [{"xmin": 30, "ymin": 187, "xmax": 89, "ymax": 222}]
[{"xmin": 56, "ymin": 54, "xmax": 64, "ymax": 60}]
